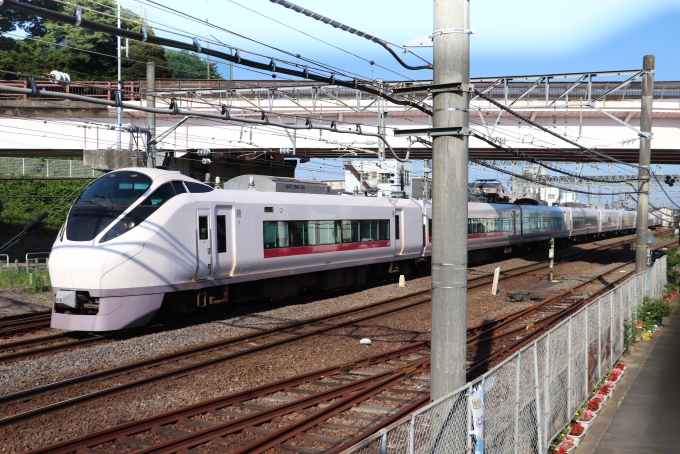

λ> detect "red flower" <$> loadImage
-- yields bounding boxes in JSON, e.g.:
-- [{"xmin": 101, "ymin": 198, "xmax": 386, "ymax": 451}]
[
  {"xmin": 570, "ymin": 422, "xmax": 585, "ymax": 436},
  {"xmin": 608, "ymin": 369, "xmax": 621, "ymax": 381},
  {"xmin": 600, "ymin": 384, "xmax": 612, "ymax": 395},
  {"xmin": 614, "ymin": 362, "xmax": 626, "ymax": 370},
  {"xmin": 587, "ymin": 399, "xmax": 600, "ymax": 411}
]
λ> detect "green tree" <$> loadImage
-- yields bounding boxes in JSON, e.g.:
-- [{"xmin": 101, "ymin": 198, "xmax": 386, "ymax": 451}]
[
  {"xmin": 165, "ymin": 49, "xmax": 222, "ymax": 79},
  {"xmin": 0, "ymin": 0, "xmax": 171, "ymax": 81}
]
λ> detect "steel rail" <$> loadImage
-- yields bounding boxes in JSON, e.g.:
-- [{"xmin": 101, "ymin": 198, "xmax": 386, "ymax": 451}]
[
  {"xmin": 24, "ymin": 342, "xmax": 429, "ymax": 454},
  {"xmin": 0, "ymin": 293, "xmax": 431, "ymax": 427},
  {"xmin": 465, "ymin": 239, "xmax": 674, "ymax": 378}
]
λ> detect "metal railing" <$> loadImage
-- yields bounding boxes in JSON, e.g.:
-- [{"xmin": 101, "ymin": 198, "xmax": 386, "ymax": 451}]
[
  {"xmin": 346, "ymin": 256, "xmax": 668, "ymax": 454},
  {"xmin": 0, "ymin": 254, "xmax": 8, "ymax": 266},
  {"xmin": 0, "ymin": 157, "xmax": 103, "ymax": 178}
]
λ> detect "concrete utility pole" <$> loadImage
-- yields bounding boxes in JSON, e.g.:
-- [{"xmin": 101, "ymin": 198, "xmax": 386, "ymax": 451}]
[
  {"xmin": 635, "ymin": 55, "xmax": 655, "ymax": 273},
  {"xmin": 431, "ymin": 0, "xmax": 470, "ymax": 400},
  {"xmin": 116, "ymin": 0, "xmax": 122, "ymax": 150},
  {"xmin": 146, "ymin": 62, "xmax": 156, "ymax": 168}
]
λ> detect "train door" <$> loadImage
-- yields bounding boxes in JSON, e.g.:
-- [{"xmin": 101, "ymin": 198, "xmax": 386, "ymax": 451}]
[
  {"xmin": 394, "ymin": 208, "xmax": 405, "ymax": 256},
  {"xmin": 196, "ymin": 209, "xmax": 212, "ymax": 280},
  {"xmin": 213, "ymin": 206, "xmax": 236, "ymax": 278},
  {"xmin": 508, "ymin": 211, "xmax": 517, "ymax": 242}
]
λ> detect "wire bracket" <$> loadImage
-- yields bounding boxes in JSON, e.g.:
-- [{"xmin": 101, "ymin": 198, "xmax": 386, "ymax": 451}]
[
  {"xmin": 75, "ymin": 5, "xmax": 82, "ymax": 27},
  {"xmin": 141, "ymin": 21, "xmax": 148, "ymax": 42},
  {"xmin": 193, "ymin": 37, "xmax": 202, "ymax": 53},
  {"xmin": 394, "ymin": 126, "xmax": 472, "ymax": 137}
]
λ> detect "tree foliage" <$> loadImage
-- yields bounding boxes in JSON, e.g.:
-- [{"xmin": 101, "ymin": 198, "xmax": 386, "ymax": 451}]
[
  {"xmin": 165, "ymin": 49, "xmax": 222, "ymax": 79},
  {"xmin": 0, "ymin": 0, "xmax": 188, "ymax": 81}
]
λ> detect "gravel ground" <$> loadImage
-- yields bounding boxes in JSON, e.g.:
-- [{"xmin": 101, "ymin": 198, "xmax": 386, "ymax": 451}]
[
  {"xmin": 0, "ymin": 231, "xmax": 673, "ymax": 452},
  {"xmin": 0, "ymin": 280, "xmax": 430, "ymax": 397},
  {"xmin": 0, "ymin": 300, "xmax": 432, "ymax": 452},
  {"xmin": 0, "ymin": 289, "xmax": 52, "ymax": 317}
]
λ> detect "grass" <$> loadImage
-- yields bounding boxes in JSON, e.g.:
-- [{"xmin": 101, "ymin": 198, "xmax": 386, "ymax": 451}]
[{"xmin": 0, "ymin": 268, "xmax": 51, "ymax": 293}]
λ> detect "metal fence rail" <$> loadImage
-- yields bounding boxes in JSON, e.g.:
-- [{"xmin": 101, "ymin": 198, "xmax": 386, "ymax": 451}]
[
  {"xmin": 0, "ymin": 157, "xmax": 102, "ymax": 178},
  {"xmin": 347, "ymin": 256, "xmax": 667, "ymax": 454}
]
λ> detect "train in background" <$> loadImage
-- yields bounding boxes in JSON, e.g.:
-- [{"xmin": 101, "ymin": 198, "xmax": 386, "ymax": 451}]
[{"xmin": 48, "ymin": 169, "xmax": 660, "ymax": 331}]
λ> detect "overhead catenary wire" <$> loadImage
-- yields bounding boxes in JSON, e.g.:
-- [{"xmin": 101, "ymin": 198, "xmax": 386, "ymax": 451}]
[
  {"xmin": 0, "ymin": 78, "xmax": 412, "ymax": 162},
  {"xmin": 1, "ymin": 0, "xmax": 432, "ymax": 115},
  {"xmin": 267, "ymin": 0, "xmax": 432, "ymax": 71},
  {"xmin": 224, "ymin": 0, "xmax": 414, "ymax": 81},
  {"xmin": 473, "ymin": 88, "xmax": 642, "ymax": 169}
]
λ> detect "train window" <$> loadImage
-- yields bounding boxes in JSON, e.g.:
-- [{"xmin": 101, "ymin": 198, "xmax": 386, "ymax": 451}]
[
  {"xmin": 144, "ymin": 183, "xmax": 177, "ymax": 207},
  {"xmin": 216, "ymin": 215, "xmax": 227, "ymax": 253},
  {"xmin": 68, "ymin": 171, "xmax": 153, "ymax": 242},
  {"xmin": 264, "ymin": 221, "xmax": 289, "ymax": 249},
  {"xmin": 264, "ymin": 207, "xmax": 274, "ymax": 213},
  {"xmin": 198, "ymin": 216, "xmax": 209, "ymax": 240},
  {"xmin": 291, "ymin": 221, "xmax": 317, "ymax": 246},
  {"xmin": 172, "ymin": 181, "xmax": 187, "ymax": 194},
  {"xmin": 185, "ymin": 181, "xmax": 214, "ymax": 193},
  {"xmin": 339, "ymin": 220, "xmax": 352, "ymax": 243},
  {"xmin": 318, "ymin": 221, "xmax": 337, "ymax": 245},
  {"xmin": 379, "ymin": 220, "xmax": 390, "ymax": 240},
  {"xmin": 395, "ymin": 215, "xmax": 400, "ymax": 240},
  {"xmin": 350, "ymin": 221, "xmax": 361, "ymax": 242}
]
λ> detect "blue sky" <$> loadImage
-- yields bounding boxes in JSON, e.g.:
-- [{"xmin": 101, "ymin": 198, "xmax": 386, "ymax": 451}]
[
  {"xmin": 133, "ymin": 0, "xmax": 679, "ymax": 204},
  {"xmin": 138, "ymin": 0, "xmax": 680, "ymax": 80}
]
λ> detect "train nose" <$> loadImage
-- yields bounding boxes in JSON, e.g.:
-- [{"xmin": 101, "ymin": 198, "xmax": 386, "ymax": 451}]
[{"xmin": 49, "ymin": 243, "xmax": 144, "ymax": 291}]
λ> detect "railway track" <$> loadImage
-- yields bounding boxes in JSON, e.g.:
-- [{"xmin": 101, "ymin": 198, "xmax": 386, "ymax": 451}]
[
  {"xmin": 0, "ymin": 291, "xmax": 431, "ymax": 428},
  {"xmin": 0, "ymin": 230, "xmax": 658, "ymax": 363},
  {"xmin": 25, "ymin": 343, "xmax": 431, "ymax": 454},
  {"xmin": 8, "ymin": 232, "xmax": 674, "ymax": 452},
  {"xmin": 0, "ymin": 311, "xmax": 51, "ymax": 336}
]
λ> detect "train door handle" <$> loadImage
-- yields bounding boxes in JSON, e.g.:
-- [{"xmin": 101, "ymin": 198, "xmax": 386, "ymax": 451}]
[{"xmin": 208, "ymin": 248, "xmax": 211, "ymax": 255}]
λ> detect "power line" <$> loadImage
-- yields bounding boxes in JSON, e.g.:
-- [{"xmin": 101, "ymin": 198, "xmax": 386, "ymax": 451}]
[
  {"xmin": 267, "ymin": 0, "xmax": 432, "ymax": 71},
  {"xmin": 2, "ymin": 0, "xmax": 431, "ymax": 115}
]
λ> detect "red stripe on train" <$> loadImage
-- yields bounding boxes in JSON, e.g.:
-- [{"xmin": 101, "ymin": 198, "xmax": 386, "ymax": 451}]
[
  {"xmin": 468, "ymin": 232, "xmax": 508, "ymax": 239},
  {"xmin": 264, "ymin": 240, "xmax": 391, "ymax": 258}
]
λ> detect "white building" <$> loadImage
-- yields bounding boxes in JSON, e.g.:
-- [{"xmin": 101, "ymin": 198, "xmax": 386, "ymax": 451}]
[{"xmin": 344, "ymin": 159, "xmax": 413, "ymax": 198}]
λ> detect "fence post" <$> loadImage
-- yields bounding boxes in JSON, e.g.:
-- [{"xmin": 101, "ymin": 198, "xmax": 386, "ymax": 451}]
[
  {"xmin": 70, "ymin": 160, "xmax": 72, "ymax": 178},
  {"xmin": 533, "ymin": 344, "xmax": 544, "ymax": 454},
  {"xmin": 544, "ymin": 333, "xmax": 550, "ymax": 444},
  {"xmin": 598, "ymin": 299, "xmax": 602, "ymax": 380},
  {"xmin": 14, "ymin": 259, "xmax": 18, "ymax": 269},
  {"xmin": 610, "ymin": 292, "xmax": 614, "ymax": 367},
  {"xmin": 467, "ymin": 387, "xmax": 473, "ymax": 453},
  {"xmin": 380, "ymin": 429, "xmax": 387, "ymax": 454},
  {"xmin": 46, "ymin": 160, "xmax": 49, "ymax": 177},
  {"xmin": 408, "ymin": 415, "xmax": 415, "ymax": 454},
  {"xmin": 514, "ymin": 353, "xmax": 520, "ymax": 454},
  {"xmin": 568, "ymin": 318, "xmax": 572, "ymax": 416},
  {"xmin": 584, "ymin": 306, "xmax": 589, "ymax": 395},
  {"xmin": 22, "ymin": 158, "xmax": 25, "ymax": 175}
]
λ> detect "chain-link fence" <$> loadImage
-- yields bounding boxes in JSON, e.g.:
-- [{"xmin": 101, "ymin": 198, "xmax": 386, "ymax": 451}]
[
  {"xmin": 0, "ymin": 157, "xmax": 103, "ymax": 178},
  {"xmin": 347, "ymin": 255, "xmax": 668, "ymax": 454}
]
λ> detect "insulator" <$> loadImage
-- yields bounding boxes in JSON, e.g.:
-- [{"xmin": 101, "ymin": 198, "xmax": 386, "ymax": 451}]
[{"xmin": 201, "ymin": 158, "xmax": 211, "ymax": 165}]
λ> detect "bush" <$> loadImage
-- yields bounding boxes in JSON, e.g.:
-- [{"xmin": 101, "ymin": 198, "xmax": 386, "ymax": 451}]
[
  {"xmin": 666, "ymin": 246, "xmax": 680, "ymax": 284},
  {"xmin": 637, "ymin": 296, "xmax": 673, "ymax": 331}
]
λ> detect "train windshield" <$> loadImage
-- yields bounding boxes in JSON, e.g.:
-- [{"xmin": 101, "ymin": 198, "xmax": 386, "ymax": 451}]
[{"xmin": 66, "ymin": 171, "xmax": 152, "ymax": 241}]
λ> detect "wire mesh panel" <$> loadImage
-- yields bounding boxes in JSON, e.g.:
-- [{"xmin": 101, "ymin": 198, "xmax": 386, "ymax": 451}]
[
  {"xmin": 586, "ymin": 302, "xmax": 600, "ymax": 391},
  {"xmin": 600, "ymin": 296, "xmax": 612, "ymax": 371},
  {"xmin": 483, "ymin": 358, "xmax": 518, "ymax": 453},
  {"xmin": 514, "ymin": 349, "xmax": 540, "ymax": 454},
  {"xmin": 413, "ymin": 391, "xmax": 469, "ymax": 454},
  {"xmin": 610, "ymin": 287, "xmax": 624, "ymax": 362},
  {"xmin": 545, "ymin": 323, "xmax": 570, "ymax": 440},
  {"xmin": 384, "ymin": 419, "xmax": 411, "ymax": 454},
  {"xmin": 344, "ymin": 257, "xmax": 668, "ymax": 454},
  {"xmin": 0, "ymin": 157, "xmax": 102, "ymax": 178},
  {"xmin": 569, "ymin": 310, "xmax": 588, "ymax": 417}
]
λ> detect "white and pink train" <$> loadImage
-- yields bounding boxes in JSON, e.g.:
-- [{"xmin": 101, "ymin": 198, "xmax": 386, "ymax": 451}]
[{"xmin": 49, "ymin": 168, "xmax": 659, "ymax": 331}]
